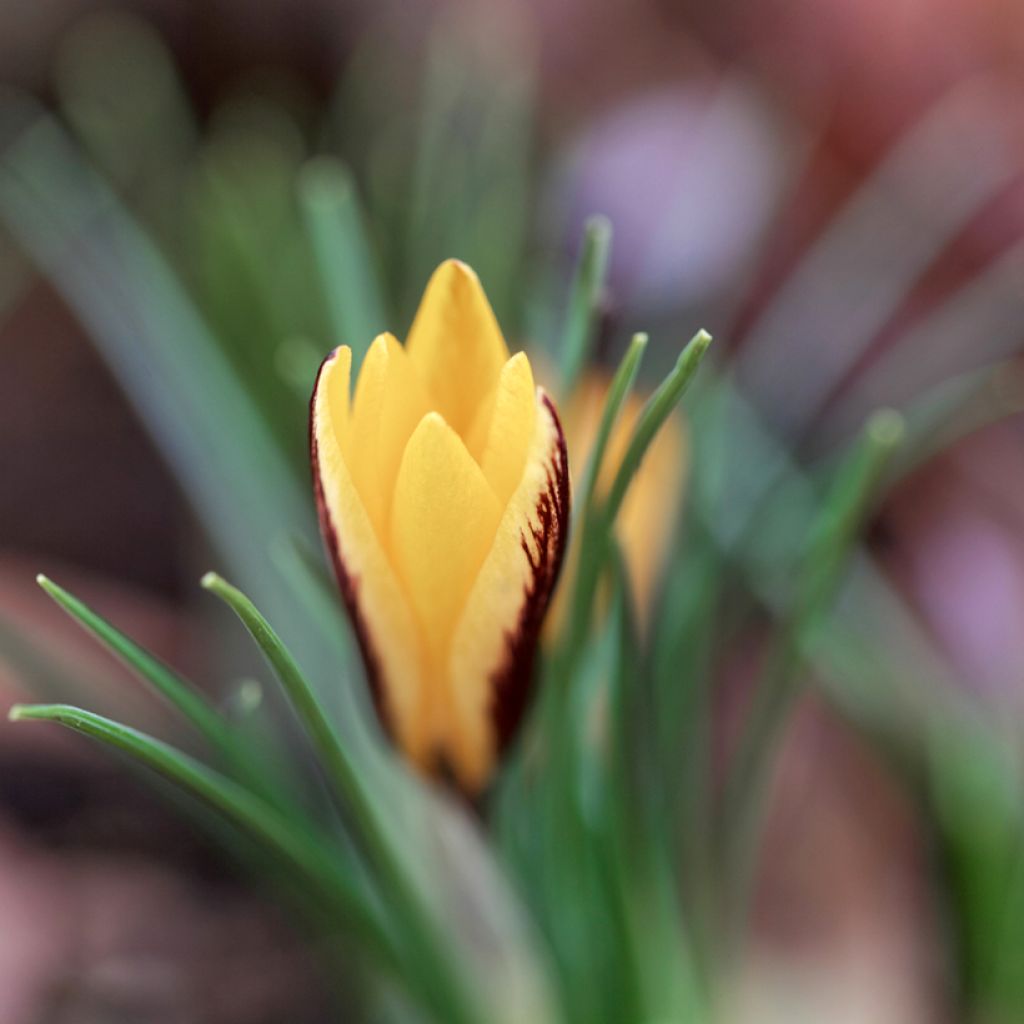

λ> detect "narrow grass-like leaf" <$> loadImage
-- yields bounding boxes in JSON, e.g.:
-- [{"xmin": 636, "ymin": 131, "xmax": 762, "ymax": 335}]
[
  {"xmin": 931, "ymin": 716, "xmax": 1024, "ymax": 1015},
  {"xmin": 558, "ymin": 333, "xmax": 646, "ymax": 660},
  {"xmin": 7, "ymin": 703, "xmax": 393, "ymax": 966},
  {"xmin": 299, "ymin": 156, "xmax": 387, "ymax": 368},
  {"xmin": 0, "ymin": 102, "xmax": 328, "ymax": 687},
  {"xmin": 721, "ymin": 408, "xmax": 905, "ymax": 932},
  {"xmin": 604, "ymin": 329, "xmax": 712, "ymax": 524},
  {"xmin": 735, "ymin": 82, "xmax": 1018, "ymax": 437},
  {"xmin": 200, "ymin": 572, "xmax": 483, "ymax": 1024},
  {"xmin": 559, "ymin": 215, "xmax": 613, "ymax": 396},
  {"xmin": 200, "ymin": 572, "xmax": 375, "ymax": 815},
  {"xmin": 35, "ymin": 574, "xmax": 301, "ymax": 811},
  {"xmin": 269, "ymin": 536, "xmax": 382, "ymax": 755},
  {"xmin": 0, "ymin": 613, "xmax": 145, "ymax": 719},
  {"xmin": 561, "ymin": 330, "xmax": 711, "ymax": 665},
  {"xmin": 576, "ymin": 331, "xmax": 647, "ymax": 519},
  {"xmin": 37, "ymin": 574, "xmax": 235, "ymax": 754}
]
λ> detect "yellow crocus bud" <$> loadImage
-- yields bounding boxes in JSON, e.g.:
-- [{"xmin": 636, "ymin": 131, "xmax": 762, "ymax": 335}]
[{"xmin": 310, "ymin": 260, "xmax": 569, "ymax": 793}]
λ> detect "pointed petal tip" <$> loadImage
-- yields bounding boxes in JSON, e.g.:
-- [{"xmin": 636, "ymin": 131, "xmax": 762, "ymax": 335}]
[
  {"xmin": 367, "ymin": 331, "xmax": 400, "ymax": 354},
  {"xmin": 324, "ymin": 343, "xmax": 351, "ymax": 362},
  {"xmin": 405, "ymin": 408, "xmax": 456, "ymax": 449},
  {"xmin": 314, "ymin": 345, "xmax": 353, "ymax": 391},
  {"xmin": 435, "ymin": 257, "xmax": 475, "ymax": 279}
]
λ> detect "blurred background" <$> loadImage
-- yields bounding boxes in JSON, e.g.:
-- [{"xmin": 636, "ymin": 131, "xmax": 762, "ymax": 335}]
[{"xmin": 2, "ymin": 1, "xmax": 1024, "ymax": 1021}]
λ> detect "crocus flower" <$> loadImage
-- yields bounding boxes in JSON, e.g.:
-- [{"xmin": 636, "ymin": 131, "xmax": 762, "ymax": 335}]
[
  {"xmin": 550, "ymin": 373, "xmax": 687, "ymax": 632},
  {"xmin": 311, "ymin": 260, "xmax": 569, "ymax": 793}
]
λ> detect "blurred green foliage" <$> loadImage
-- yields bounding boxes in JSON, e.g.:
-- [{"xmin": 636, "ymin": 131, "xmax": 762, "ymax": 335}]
[{"xmin": 1, "ymin": 9, "xmax": 1024, "ymax": 1024}]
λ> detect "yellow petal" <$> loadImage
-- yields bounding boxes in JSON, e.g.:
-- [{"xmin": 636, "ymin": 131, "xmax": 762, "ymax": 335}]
[
  {"xmin": 405, "ymin": 260, "xmax": 510, "ymax": 436},
  {"xmin": 446, "ymin": 390, "xmax": 569, "ymax": 790},
  {"xmin": 311, "ymin": 347, "xmax": 432, "ymax": 768},
  {"xmin": 312, "ymin": 263, "xmax": 572, "ymax": 794},
  {"xmin": 348, "ymin": 333, "xmax": 432, "ymax": 539},
  {"xmin": 464, "ymin": 353, "xmax": 537, "ymax": 506},
  {"xmin": 321, "ymin": 345, "xmax": 351, "ymax": 449},
  {"xmin": 389, "ymin": 413, "xmax": 503, "ymax": 685}
]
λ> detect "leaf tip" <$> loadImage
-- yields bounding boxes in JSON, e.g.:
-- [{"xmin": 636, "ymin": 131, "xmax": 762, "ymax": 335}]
[
  {"xmin": 200, "ymin": 571, "xmax": 222, "ymax": 591},
  {"xmin": 868, "ymin": 407, "xmax": 905, "ymax": 449},
  {"xmin": 673, "ymin": 328, "xmax": 712, "ymax": 372},
  {"xmin": 584, "ymin": 213, "xmax": 613, "ymax": 244}
]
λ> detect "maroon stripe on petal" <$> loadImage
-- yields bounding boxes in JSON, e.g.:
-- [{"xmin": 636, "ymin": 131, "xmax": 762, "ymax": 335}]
[
  {"xmin": 490, "ymin": 390, "xmax": 571, "ymax": 753},
  {"xmin": 309, "ymin": 351, "xmax": 392, "ymax": 739}
]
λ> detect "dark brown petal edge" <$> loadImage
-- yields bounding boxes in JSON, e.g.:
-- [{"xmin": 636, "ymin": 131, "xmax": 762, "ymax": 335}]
[
  {"xmin": 308, "ymin": 349, "xmax": 392, "ymax": 739},
  {"xmin": 489, "ymin": 389, "xmax": 571, "ymax": 755}
]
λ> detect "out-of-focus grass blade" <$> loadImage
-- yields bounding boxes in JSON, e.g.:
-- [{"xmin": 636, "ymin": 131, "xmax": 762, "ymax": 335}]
[
  {"xmin": 737, "ymin": 80, "xmax": 1019, "ymax": 436},
  {"xmin": 7, "ymin": 702, "xmax": 394, "ymax": 966},
  {"xmin": 728, "ymin": 408, "xmax": 906, "ymax": 780},
  {"xmin": 403, "ymin": 15, "xmax": 536, "ymax": 330},
  {"xmin": 0, "ymin": 226, "xmax": 31, "ymax": 318},
  {"xmin": 299, "ymin": 156, "xmax": 387, "ymax": 368},
  {"xmin": 931, "ymin": 717, "xmax": 1024, "ymax": 1016},
  {"xmin": 889, "ymin": 360, "xmax": 1024, "ymax": 480},
  {"xmin": 0, "ymin": 614, "xmax": 151, "ymax": 723},
  {"xmin": 603, "ymin": 546, "xmax": 707, "ymax": 1022},
  {"xmin": 559, "ymin": 215, "xmax": 612, "ymax": 397},
  {"xmin": 405, "ymin": 22, "xmax": 468, "ymax": 309},
  {"xmin": 0, "ymin": 99, "xmax": 342, "ymax": 696},
  {"xmin": 686, "ymin": 374, "xmax": 972, "ymax": 750},
  {"xmin": 720, "ymin": 409, "xmax": 905, "ymax": 929},
  {"xmin": 190, "ymin": 106, "xmax": 325, "ymax": 450},
  {"xmin": 824, "ymin": 239, "xmax": 1024, "ymax": 444},
  {"xmin": 54, "ymin": 12, "xmax": 196, "ymax": 191}
]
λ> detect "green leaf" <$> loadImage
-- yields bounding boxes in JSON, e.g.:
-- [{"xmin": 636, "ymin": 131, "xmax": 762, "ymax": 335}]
[
  {"xmin": 0, "ymin": 100, "xmax": 333, "ymax": 694},
  {"xmin": 7, "ymin": 702, "xmax": 394, "ymax": 966},
  {"xmin": 931, "ymin": 716, "xmax": 1024, "ymax": 1015},
  {"xmin": 37, "ymin": 574, "xmax": 235, "ymax": 754},
  {"xmin": 559, "ymin": 215, "xmax": 613, "ymax": 397},
  {"xmin": 199, "ymin": 572, "xmax": 484, "ymax": 1024},
  {"xmin": 200, "ymin": 571, "xmax": 379, "ymax": 813},
  {"xmin": 299, "ymin": 156, "xmax": 387, "ymax": 369},
  {"xmin": 35, "ymin": 574, "xmax": 302, "ymax": 811},
  {"xmin": 561, "ymin": 329, "xmax": 711, "ymax": 666},
  {"xmin": 576, "ymin": 331, "xmax": 647, "ymax": 519},
  {"xmin": 559, "ymin": 332, "xmax": 647, "ymax": 660},
  {"xmin": 720, "ymin": 408, "xmax": 905, "ymax": 935},
  {"xmin": 604, "ymin": 328, "xmax": 712, "ymax": 524}
]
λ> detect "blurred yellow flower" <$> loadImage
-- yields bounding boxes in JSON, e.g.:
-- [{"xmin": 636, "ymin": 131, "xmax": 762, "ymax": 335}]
[
  {"xmin": 310, "ymin": 260, "xmax": 569, "ymax": 793},
  {"xmin": 556, "ymin": 373, "xmax": 688, "ymax": 629}
]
